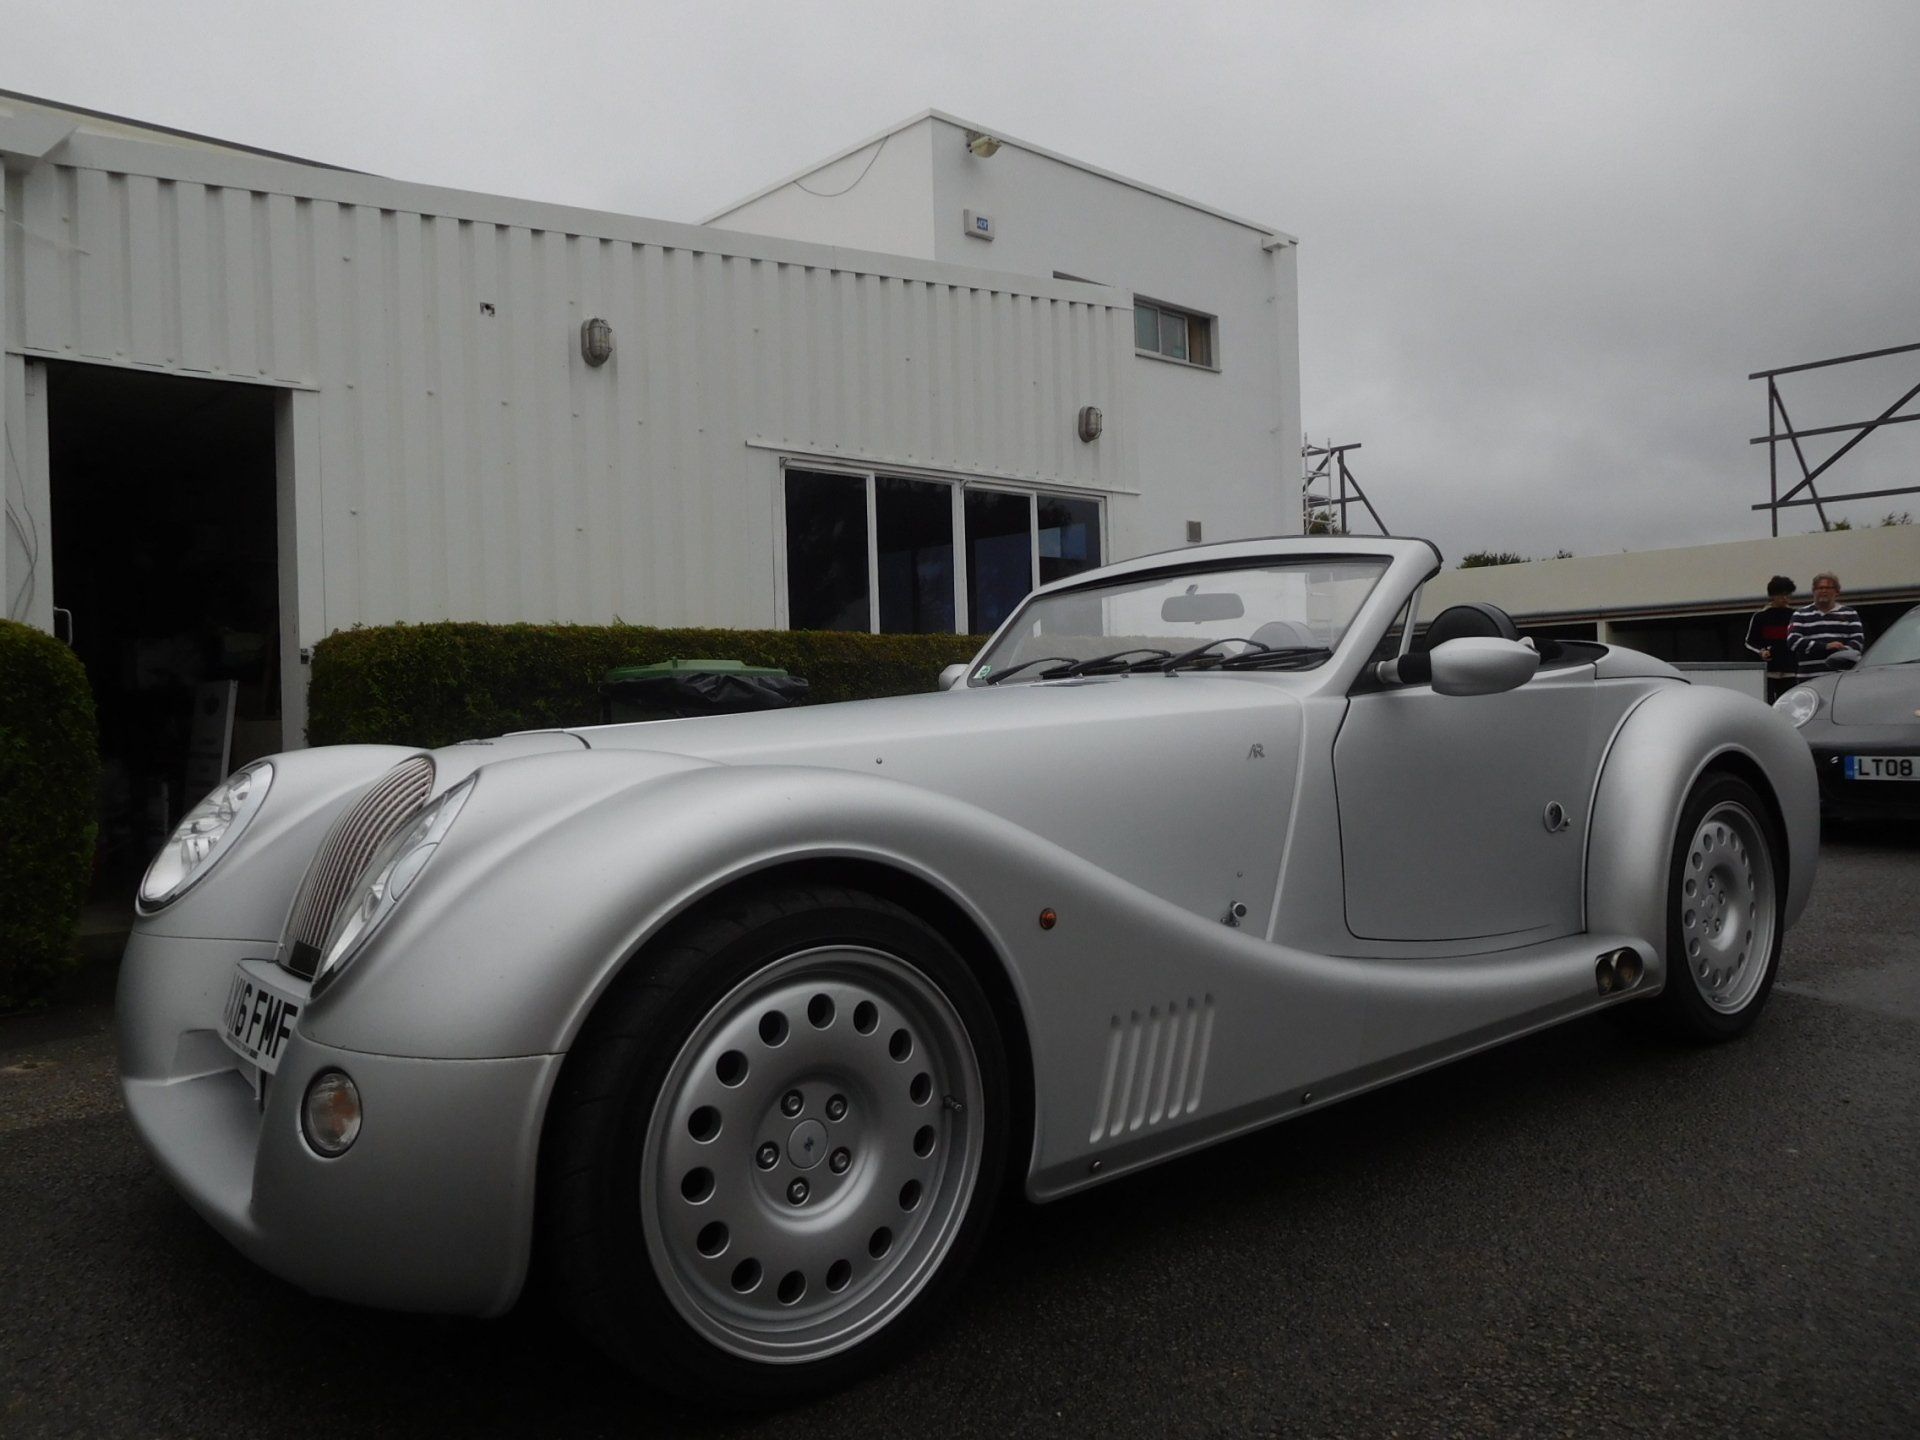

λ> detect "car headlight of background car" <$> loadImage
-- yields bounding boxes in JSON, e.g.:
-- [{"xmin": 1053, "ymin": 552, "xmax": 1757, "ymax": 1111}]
[
  {"xmin": 313, "ymin": 774, "xmax": 477, "ymax": 993},
  {"xmin": 1774, "ymin": 686, "xmax": 1821, "ymax": 728},
  {"xmin": 137, "ymin": 763, "xmax": 274, "ymax": 912}
]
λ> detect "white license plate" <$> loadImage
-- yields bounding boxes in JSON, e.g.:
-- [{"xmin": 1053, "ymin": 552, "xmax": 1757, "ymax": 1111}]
[
  {"xmin": 220, "ymin": 962, "xmax": 306, "ymax": 1075},
  {"xmin": 1845, "ymin": 754, "xmax": 1918, "ymax": 781}
]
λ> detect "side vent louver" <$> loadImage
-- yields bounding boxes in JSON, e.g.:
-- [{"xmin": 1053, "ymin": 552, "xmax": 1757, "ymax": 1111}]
[{"xmin": 1090, "ymin": 995, "xmax": 1215, "ymax": 1142}]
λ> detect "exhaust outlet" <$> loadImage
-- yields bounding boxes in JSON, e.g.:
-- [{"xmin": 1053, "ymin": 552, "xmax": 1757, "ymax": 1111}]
[{"xmin": 1595, "ymin": 948, "xmax": 1645, "ymax": 996}]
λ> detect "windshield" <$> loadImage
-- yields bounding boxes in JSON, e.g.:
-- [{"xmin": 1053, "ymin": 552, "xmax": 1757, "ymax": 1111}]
[
  {"xmin": 970, "ymin": 557, "xmax": 1391, "ymax": 684},
  {"xmin": 1865, "ymin": 606, "xmax": 1920, "ymax": 666}
]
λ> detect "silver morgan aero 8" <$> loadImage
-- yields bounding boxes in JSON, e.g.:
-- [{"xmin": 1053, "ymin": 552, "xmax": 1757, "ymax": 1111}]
[{"xmin": 119, "ymin": 536, "xmax": 1818, "ymax": 1401}]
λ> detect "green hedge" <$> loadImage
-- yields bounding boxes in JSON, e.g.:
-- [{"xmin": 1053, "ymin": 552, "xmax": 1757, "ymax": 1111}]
[
  {"xmin": 308, "ymin": 622, "xmax": 986, "ymax": 749},
  {"xmin": 0, "ymin": 620, "xmax": 100, "ymax": 1008}
]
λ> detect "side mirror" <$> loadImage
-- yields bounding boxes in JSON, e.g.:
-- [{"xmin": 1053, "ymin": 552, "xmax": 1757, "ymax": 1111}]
[
  {"xmin": 1827, "ymin": 648, "xmax": 1862, "ymax": 672},
  {"xmin": 1428, "ymin": 637, "xmax": 1538, "ymax": 697},
  {"xmin": 937, "ymin": 663, "xmax": 970, "ymax": 691}
]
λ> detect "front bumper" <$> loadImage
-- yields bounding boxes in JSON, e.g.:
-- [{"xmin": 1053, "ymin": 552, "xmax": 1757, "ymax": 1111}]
[{"xmin": 116, "ymin": 930, "xmax": 561, "ymax": 1317}]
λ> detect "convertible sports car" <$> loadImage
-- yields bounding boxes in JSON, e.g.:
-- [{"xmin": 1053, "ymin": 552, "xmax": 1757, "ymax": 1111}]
[
  {"xmin": 118, "ymin": 536, "xmax": 1817, "ymax": 1402},
  {"xmin": 1773, "ymin": 602, "xmax": 1920, "ymax": 821}
]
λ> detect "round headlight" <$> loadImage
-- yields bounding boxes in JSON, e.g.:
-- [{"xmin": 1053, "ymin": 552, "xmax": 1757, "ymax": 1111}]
[
  {"xmin": 138, "ymin": 762, "xmax": 275, "ymax": 911},
  {"xmin": 313, "ymin": 774, "xmax": 477, "ymax": 992},
  {"xmin": 1774, "ymin": 686, "xmax": 1820, "ymax": 728},
  {"xmin": 302, "ymin": 1070, "xmax": 362, "ymax": 1157}
]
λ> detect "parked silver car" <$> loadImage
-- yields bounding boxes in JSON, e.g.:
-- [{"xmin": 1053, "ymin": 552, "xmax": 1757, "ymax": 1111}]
[
  {"xmin": 118, "ymin": 536, "xmax": 1817, "ymax": 1402},
  {"xmin": 1774, "ymin": 602, "xmax": 1920, "ymax": 821}
]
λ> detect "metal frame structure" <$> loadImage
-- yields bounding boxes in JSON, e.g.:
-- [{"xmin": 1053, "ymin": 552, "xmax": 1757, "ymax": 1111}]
[
  {"xmin": 1301, "ymin": 439, "xmax": 1388, "ymax": 535},
  {"xmin": 1750, "ymin": 342, "xmax": 1920, "ymax": 534}
]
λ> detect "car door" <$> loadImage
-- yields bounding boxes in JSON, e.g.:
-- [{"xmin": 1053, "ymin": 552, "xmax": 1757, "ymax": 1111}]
[{"xmin": 1332, "ymin": 663, "xmax": 1604, "ymax": 944}]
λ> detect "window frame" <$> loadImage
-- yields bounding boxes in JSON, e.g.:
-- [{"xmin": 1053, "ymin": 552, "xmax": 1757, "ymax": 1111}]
[
  {"xmin": 777, "ymin": 460, "xmax": 1103, "ymax": 636},
  {"xmin": 1132, "ymin": 296, "xmax": 1219, "ymax": 371}
]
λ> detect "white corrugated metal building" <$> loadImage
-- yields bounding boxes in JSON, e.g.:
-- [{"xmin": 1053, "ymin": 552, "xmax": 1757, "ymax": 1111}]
[{"xmin": 1, "ymin": 95, "xmax": 1303, "ymax": 793}]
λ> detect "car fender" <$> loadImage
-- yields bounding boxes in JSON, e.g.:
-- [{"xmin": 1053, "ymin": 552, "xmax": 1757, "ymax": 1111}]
[
  {"xmin": 1585, "ymin": 683, "xmax": 1818, "ymax": 986},
  {"xmin": 301, "ymin": 752, "xmax": 1060, "ymax": 1065},
  {"xmin": 136, "ymin": 744, "xmax": 424, "ymax": 943}
]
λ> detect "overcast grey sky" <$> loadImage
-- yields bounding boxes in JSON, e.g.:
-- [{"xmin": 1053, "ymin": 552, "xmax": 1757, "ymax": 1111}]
[{"xmin": 6, "ymin": 0, "xmax": 1917, "ymax": 559}]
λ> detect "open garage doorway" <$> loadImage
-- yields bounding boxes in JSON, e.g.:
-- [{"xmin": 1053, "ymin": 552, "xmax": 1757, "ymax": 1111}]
[{"xmin": 46, "ymin": 363, "xmax": 282, "ymax": 906}]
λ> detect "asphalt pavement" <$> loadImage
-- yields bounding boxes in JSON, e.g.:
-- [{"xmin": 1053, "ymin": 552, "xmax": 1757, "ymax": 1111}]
[{"xmin": 3, "ymin": 830, "xmax": 1916, "ymax": 1439}]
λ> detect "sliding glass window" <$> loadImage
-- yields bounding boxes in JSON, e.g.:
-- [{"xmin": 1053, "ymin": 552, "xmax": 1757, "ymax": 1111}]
[
  {"xmin": 1038, "ymin": 494, "xmax": 1101, "ymax": 586},
  {"xmin": 783, "ymin": 464, "xmax": 1102, "ymax": 636},
  {"xmin": 964, "ymin": 490, "xmax": 1035, "ymax": 636},
  {"xmin": 784, "ymin": 469, "xmax": 870, "ymax": 632},
  {"xmin": 876, "ymin": 478, "xmax": 956, "ymax": 634}
]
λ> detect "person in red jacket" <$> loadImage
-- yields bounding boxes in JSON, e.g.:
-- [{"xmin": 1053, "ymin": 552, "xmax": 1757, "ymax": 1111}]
[{"xmin": 1744, "ymin": 574, "xmax": 1798, "ymax": 703}]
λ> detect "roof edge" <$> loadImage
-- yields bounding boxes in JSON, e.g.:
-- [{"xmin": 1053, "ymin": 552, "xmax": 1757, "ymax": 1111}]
[
  {"xmin": 701, "ymin": 110, "xmax": 939, "ymax": 224},
  {"xmin": 0, "ymin": 87, "xmax": 358, "ymax": 172},
  {"xmin": 23, "ymin": 125, "xmax": 1125, "ymax": 310},
  {"xmin": 701, "ymin": 106, "xmax": 1297, "ymax": 244}
]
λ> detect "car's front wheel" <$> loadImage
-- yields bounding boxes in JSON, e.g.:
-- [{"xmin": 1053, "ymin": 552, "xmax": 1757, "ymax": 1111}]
[
  {"xmin": 542, "ymin": 885, "xmax": 1008, "ymax": 1403},
  {"xmin": 1646, "ymin": 773, "xmax": 1785, "ymax": 1040}
]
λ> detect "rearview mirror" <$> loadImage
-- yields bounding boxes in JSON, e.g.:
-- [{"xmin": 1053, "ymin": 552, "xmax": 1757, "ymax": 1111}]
[
  {"xmin": 937, "ymin": 663, "xmax": 969, "ymax": 691},
  {"xmin": 1429, "ymin": 637, "xmax": 1538, "ymax": 697},
  {"xmin": 1161, "ymin": 586, "xmax": 1244, "ymax": 623}
]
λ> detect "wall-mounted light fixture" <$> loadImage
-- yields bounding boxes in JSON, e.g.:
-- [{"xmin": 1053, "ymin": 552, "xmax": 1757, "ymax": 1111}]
[
  {"xmin": 580, "ymin": 317, "xmax": 614, "ymax": 367},
  {"xmin": 963, "ymin": 130, "xmax": 1002, "ymax": 158},
  {"xmin": 1077, "ymin": 405, "xmax": 1104, "ymax": 443}
]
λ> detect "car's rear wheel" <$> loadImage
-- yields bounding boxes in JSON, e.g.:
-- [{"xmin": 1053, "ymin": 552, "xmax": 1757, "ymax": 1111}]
[
  {"xmin": 542, "ymin": 885, "xmax": 1007, "ymax": 1403},
  {"xmin": 1646, "ymin": 773, "xmax": 1784, "ymax": 1040}
]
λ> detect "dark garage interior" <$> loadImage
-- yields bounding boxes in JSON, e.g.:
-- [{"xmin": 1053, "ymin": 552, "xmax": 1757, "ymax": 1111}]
[{"xmin": 46, "ymin": 362, "xmax": 281, "ymax": 903}]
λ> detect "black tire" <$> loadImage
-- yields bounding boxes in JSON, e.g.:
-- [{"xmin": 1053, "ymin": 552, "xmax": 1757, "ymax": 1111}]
[
  {"xmin": 541, "ymin": 884, "xmax": 1009, "ymax": 1404},
  {"xmin": 1643, "ymin": 773, "xmax": 1786, "ymax": 1041}
]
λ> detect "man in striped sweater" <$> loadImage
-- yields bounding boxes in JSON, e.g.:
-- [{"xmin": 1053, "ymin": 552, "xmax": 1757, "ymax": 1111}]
[{"xmin": 1786, "ymin": 571, "xmax": 1867, "ymax": 679}]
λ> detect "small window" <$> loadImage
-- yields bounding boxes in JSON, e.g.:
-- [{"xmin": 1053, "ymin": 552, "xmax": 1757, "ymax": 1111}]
[{"xmin": 1134, "ymin": 299, "xmax": 1214, "ymax": 368}]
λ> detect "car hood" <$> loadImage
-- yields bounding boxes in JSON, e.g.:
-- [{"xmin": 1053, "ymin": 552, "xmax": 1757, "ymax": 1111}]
[
  {"xmin": 563, "ymin": 673, "xmax": 1300, "ymax": 772},
  {"xmin": 1828, "ymin": 666, "xmax": 1920, "ymax": 726},
  {"xmin": 546, "ymin": 674, "xmax": 1309, "ymax": 922}
]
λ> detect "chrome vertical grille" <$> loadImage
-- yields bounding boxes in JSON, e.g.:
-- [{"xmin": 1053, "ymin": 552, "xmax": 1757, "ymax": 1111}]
[{"xmin": 279, "ymin": 756, "xmax": 435, "ymax": 977}]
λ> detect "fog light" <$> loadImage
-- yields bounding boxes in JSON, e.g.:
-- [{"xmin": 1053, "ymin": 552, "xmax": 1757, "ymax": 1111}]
[{"xmin": 302, "ymin": 1070, "xmax": 362, "ymax": 1157}]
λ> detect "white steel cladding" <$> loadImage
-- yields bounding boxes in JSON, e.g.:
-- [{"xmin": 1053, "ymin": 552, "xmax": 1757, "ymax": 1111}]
[
  {"xmin": 2, "ymin": 129, "xmax": 1134, "ymax": 636},
  {"xmin": 708, "ymin": 111, "xmax": 1303, "ymax": 552}
]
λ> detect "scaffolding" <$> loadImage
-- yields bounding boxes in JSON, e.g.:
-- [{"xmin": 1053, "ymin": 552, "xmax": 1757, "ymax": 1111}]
[
  {"xmin": 1750, "ymin": 341, "xmax": 1920, "ymax": 535},
  {"xmin": 1300, "ymin": 439, "xmax": 1388, "ymax": 535}
]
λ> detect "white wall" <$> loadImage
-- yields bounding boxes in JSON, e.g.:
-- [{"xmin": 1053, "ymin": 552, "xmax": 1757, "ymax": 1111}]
[
  {"xmin": 925, "ymin": 117, "xmax": 1299, "ymax": 554},
  {"xmin": 710, "ymin": 112, "xmax": 1304, "ymax": 558},
  {"xmin": 3, "ymin": 114, "xmax": 1137, "ymax": 717},
  {"xmin": 705, "ymin": 117, "xmax": 938, "ymax": 261}
]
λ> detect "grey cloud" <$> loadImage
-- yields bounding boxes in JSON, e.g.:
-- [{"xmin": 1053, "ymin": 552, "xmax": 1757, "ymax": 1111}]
[{"xmin": 5, "ymin": 0, "xmax": 1915, "ymax": 558}]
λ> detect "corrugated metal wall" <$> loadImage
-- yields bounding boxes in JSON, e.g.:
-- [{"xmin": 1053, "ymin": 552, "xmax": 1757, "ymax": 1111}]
[{"xmin": 4, "ymin": 134, "xmax": 1134, "ymax": 632}]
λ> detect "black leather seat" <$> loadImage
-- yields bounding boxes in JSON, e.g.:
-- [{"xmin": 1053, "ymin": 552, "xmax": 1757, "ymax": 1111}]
[
  {"xmin": 1250, "ymin": 618, "xmax": 1318, "ymax": 650},
  {"xmin": 1420, "ymin": 602, "xmax": 1519, "ymax": 650}
]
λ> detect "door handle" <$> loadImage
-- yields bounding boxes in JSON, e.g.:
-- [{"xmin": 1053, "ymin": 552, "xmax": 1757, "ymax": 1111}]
[{"xmin": 52, "ymin": 606, "xmax": 75, "ymax": 647}]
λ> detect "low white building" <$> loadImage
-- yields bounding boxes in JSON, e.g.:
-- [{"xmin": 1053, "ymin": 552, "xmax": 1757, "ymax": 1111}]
[
  {"xmin": 1, "ymin": 94, "xmax": 1301, "ymax": 798},
  {"xmin": 705, "ymin": 110, "xmax": 1303, "ymax": 561},
  {"xmin": 1419, "ymin": 525, "xmax": 1920, "ymax": 657}
]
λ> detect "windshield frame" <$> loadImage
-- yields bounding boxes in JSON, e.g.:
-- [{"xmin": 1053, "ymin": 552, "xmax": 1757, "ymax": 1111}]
[
  {"xmin": 966, "ymin": 551, "xmax": 1401, "ymax": 687},
  {"xmin": 1863, "ymin": 605, "xmax": 1920, "ymax": 667}
]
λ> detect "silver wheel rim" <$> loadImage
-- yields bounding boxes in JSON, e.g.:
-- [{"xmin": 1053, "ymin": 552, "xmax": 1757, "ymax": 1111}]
[
  {"xmin": 1679, "ymin": 801, "xmax": 1776, "ymax": 1015},
  {"xmin": 640, "ymin": 946, "xmax": 985, "ymax": 1365}
]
